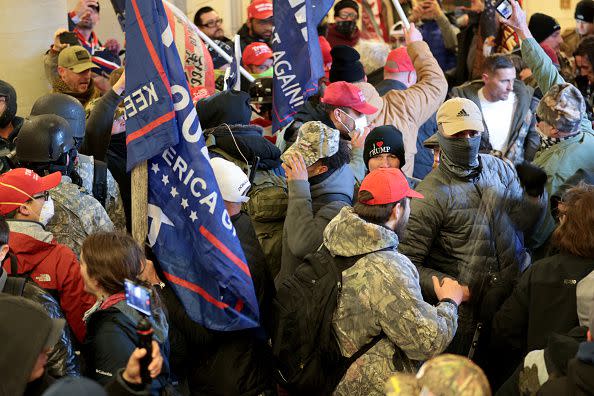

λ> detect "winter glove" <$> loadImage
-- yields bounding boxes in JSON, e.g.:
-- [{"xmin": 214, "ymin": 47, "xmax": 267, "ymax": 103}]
[{"xmin": 515, "ymin": 161, "xmax": 547, "ymax": 197}]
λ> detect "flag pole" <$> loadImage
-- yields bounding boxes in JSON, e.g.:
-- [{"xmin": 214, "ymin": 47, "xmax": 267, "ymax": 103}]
[
  {"xmin": 131, "ymin": 162, "xmax": 148, "ymax": 245},
  {"xmin": 391, "ymin": 0, "xmax": 410, "ymax": 30},
  {"xmin": 194, "ymin": 29, "xmax": 255, "ymax": 82}
]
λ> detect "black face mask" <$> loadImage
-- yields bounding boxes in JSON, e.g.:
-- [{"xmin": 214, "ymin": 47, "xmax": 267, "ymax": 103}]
[
  {"xmin": 335, "ymin": 20, "xmax": 357, "ymax": 36},
  {"xmin": 0, "ymin": 81, "xmax": 17, "ymax": 129}
]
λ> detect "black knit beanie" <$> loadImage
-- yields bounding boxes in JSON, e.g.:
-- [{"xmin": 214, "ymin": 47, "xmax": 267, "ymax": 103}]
[
  {"xmin": 0, "ymin": 80, "xmax": 17, "ymax": 129},
  {"xmin": 528, "ymin": 13, "xmax": 561, "ymax": 43},
  {"xmin": 329, "ymin": 45, "xmax": 365, "ymax": 83},
  {"xmin": 195, "ymin": 90, "xmax": 252, "ymax": 129},
  {"xmin": 363, "ymin": 125, "xmax": 405, "ymax": 170},
  {"xmin": 576, "ymin": 0, "xmax": 594, "ymax": 23},
  {"xmin": 334, "ymin": 0, "xmax": 359, "ymax": 16}
]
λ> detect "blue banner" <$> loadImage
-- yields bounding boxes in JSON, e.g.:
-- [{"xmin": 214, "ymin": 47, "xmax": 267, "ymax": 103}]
[
  {"xmin": 125, "ymin": 0, "xmax": 259, "ymax": 331},
  {"xmin": 271, "ymin": 0, "xmax": 334, "ymax": 131}
]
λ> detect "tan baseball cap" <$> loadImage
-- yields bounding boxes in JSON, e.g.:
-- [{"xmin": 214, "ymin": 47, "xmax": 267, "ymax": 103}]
[
  {"xmin": 58, "ymin": 45, "xmax": 95, "ymax": 73},
  {"xmin": 436, "ymin": 98, "xmax": 485, "ymax": 137}
]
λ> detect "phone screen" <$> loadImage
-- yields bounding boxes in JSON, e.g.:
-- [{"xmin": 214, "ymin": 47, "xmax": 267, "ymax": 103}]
[
  {"xmin": 124, "ymin": 279, "xmax": 152, "ymax": 316},
  {"xmin": 58, "ymin": 31, "xmax": 80, "ymax": 46},
  {"xmin": 496, "ymin": 0, "xmax": 513, "ymax": 19}
]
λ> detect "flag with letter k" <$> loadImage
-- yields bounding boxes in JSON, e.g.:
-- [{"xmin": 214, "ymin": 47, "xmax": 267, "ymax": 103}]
[{"xmin": 125, "ymin": 0, "xmax": 259, "ymax": 330}]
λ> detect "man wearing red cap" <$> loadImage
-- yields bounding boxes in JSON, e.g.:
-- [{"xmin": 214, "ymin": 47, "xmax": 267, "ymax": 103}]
[
  {"xmin": 238, "ymin": 0, "xmax": 274, "ymax": 51},
  {"xmin": 242, "ymin": 42, "xmax": 273, "ymax": 77},
  {"xmin": 321, "ymin": 81, "xmax": 378, "ymax": 183},
  {"xmin": 0, "ymin": 168, "xmax": 95, "ymax": 343},
  {"xmin": 323, "ymin": 168, "xmax": 463, "ymax": 395}
]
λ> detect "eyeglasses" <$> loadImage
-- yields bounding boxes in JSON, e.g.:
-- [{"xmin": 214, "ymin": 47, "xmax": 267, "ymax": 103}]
[
  {"xmin": 201, "ymin": 18, "xmax": 223, "ymax": 28},
  {"xmin": 337, "ymin": 12, "xmax": 358, "ymax": 20},
  {"xmin": 32, "ymin": 191, "xmax": 50, "ymax": 201}
]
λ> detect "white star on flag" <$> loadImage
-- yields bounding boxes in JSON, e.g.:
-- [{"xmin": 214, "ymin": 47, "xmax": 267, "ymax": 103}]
[
  {"xmin": 162, "ymin": 175, "xmax": 169, "ymax": 186},
  {"xmin": 151, "ymin": 163, "xmax": 160, "ymax": 174},
  {"xmin": 189, "ymin": 211, "xmax": 198, "ymax": 222},
  {"xmin": 181, "ymin": 198, "xmax": 189, "ymax": 209},
  {"xmin": 170, "ymin": 187, "xmax": 179, "ymax": 197}
]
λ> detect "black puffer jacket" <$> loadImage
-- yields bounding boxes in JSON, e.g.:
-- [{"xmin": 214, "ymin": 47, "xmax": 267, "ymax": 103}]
[
  {"xmin": 400, "ymin": 154, "xmax": 545, "ymax": 353},
  {"xmin": 0, "ymin": 268, "xmax": 79, "ymax": 378}
]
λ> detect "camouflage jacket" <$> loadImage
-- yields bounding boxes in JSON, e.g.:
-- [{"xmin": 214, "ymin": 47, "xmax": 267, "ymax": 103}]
[
  {"xmin": 47, "ymin": 176, "xmax": 115, "ymax": 257},
  {"xmin": 324, "ymin": 207, "xmax": 458, "ymax": 396},
  {"xmin": 77, "ymin": 154, "xmax": 126, "ymax": 231}
]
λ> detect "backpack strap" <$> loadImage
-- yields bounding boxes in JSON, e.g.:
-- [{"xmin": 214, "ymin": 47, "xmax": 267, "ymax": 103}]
[
  {"xmin": 92, "ymin": 159, "xmax": 108, "ymax": 207},
  {"xmin": 346, "ymin": 332, "xmax": 384, "ymax": 366},
  {"xmin": 2, "ymin": 276, "xmax": 26, "ymax": 296}
]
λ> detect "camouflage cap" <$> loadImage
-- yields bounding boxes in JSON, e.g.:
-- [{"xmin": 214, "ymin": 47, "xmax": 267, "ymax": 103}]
[
  {"xmin": 416, "ymin": 354, "xmax": 491, "ymax": 396},
  {"xmin": 281, "ymin": 121, "xmax": 340, "ymax": 167},
  {"xmin": 537, "ymin": 83, "xmax": 585, "ymax": 134}
]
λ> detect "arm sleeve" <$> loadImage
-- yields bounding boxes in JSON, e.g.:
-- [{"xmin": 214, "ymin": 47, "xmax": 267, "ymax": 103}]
[
  {"xmin": 82, "ymin": 89, "xmax": 122, "ymax": 160},
  {"xmin": 435, "ymin": 13, "xmax": 460, "ymax": 51},
  {"xmin": 491, "ymin": 265, "xmax": 532, "ymax": 353},
  {"xmin": 285, "ymin": 180, "xmax": 336, "ymax": 259},
  {"xmin": 521, "ymin": 38, "xmax": 593, "ymax": 134},
  {"xmin": 349, "ymin": 147, "xmax": 367, "ymax": 185},
  {"xmin": 44, "ymin": 49, "xmax": 60, "ymax": 86},
  {"xmin": 90, "ymin": 325, "xmax": 137, "ymax": 385},
  {"xmin": 56, "ymin": 251, "xmax": 96, "ymax": 343},
  {"xmin": 369, "ymin": 259, "xmax": 458, "ymax": 361},
  {"xmin": 384, "ymin": 41, "xmax": 448, "ymax": 131},
  {"xmin": 399, "ymin": 188, "xmax": 446, "ymax": 302}
]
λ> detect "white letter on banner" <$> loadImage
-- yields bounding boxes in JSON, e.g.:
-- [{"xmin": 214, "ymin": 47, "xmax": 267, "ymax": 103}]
[
  {"xmin": 162, "ymin": 24, "xmax": 174, "ymax": 48},
  {"xmin": 171, "ymin": 85, "xmax": 201, "ymax": 143}
]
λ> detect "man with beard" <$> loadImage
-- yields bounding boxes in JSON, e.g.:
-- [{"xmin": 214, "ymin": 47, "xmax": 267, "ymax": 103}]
[
  {"xmin": 327, "ymin": 0, "xmax": 361, "ymax": 48},
  {"xmin": 399, "ymin": 98, "xmax": 547, "ymax": 358},
  {"xmin": 324, "ymin": 167, "xmax": 463, "ymax": 395},
  {"xmin": 237, "ymin": 0, "xmax": 274, "ymax": 51},
  {"xmin": 194, "ymin": 7, "xmax": 233, "ymax": 69},
  {"xmin": 53, "ymin": 46, "xmax": 97, "ymax": 108}
]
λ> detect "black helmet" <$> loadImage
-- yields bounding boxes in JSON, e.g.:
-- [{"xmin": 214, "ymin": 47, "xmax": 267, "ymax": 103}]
[
  {"xmin": 0, "ymin": 80, "xmax": 17, "ymax": 129},
  {"xmin": 249, "ymin": 78, "xmax": 273, "ymax": 105},
  {"xmin": 15, "ymin": 114, "xmax": 74, "ymax": 163},
  {"xmin": 30, "ymin": 93, "xmax": 86, "ymax": 139}
]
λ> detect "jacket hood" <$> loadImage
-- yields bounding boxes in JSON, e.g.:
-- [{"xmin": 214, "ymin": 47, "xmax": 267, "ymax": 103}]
[
  {"xmin": 7, "ymin": 225, "xmax": 56, "ymax": 274},
  {"xmin": 0, "ymin": 295, "xmax": 59, "ymax": 396},
  {"xmin": 196, "ymin": 90, "xmax": 252, "ymax": 129},
  {"xmin": 310, "ymin": 164, "xmax": 354, "ymax": 202},
  {"xmin": 8, "ymin": 220, "xmax": 53, "ymax": 244},
  {"xmin": 205, "ymin": 124, "xmax": 282, "ymax": 170},
  {"xmin": 324, "ymin": 206, "xmax": 398, "ymax": 257}
]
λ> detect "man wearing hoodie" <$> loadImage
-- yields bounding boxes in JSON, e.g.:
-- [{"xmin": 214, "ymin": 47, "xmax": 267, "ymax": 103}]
[
  {"xmin": 324, "ymin": 168, "xmax": 463, "ymax": 395},
  {"xmin": 0, "ymin": 168, "xmax": 95, "ymax": 343},
  {"xmin": 399, "ymin": 98, "xmax": 547, "ymax": 357},
  {"xmin": 276, "ymin": 121, "xmax": 354, "ymax": 287}
]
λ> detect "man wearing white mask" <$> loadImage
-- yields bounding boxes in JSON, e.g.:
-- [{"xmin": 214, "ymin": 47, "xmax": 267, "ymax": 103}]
[
  {"xmin": 321, "ymin": 81, "xmax": 378, "ymax": 183},
  {"xmin": 0, "ymin": 168, "xmax": 94, "ymax": 344}
]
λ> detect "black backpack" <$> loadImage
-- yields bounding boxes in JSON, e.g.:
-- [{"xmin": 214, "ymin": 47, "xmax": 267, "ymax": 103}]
[
  {"xmin": 271, "ymin": 246, "xmax": 383, "ymax": 395},
  {"xmin": 2, "ymin": 255, "xmax": 27, "ymax": 296}
]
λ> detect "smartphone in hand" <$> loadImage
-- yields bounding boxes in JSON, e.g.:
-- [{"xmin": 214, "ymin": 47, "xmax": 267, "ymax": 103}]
[
  {"xmin": 58, "ymin": 31, "xmax": 79, "ymax": 46},
  {"xmin": 496, "ymin": 0, "xmax": 513, "ymax": 19}
]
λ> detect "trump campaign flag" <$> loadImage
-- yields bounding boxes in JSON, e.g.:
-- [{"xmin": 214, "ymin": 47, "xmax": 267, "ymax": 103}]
[
  {"xmin": 271, "ymin": 0, "xmax": 334, "ymax": 131},
  {"xmin": 125, "ymin": 0, "xmax": 259, "ymax": 331}
]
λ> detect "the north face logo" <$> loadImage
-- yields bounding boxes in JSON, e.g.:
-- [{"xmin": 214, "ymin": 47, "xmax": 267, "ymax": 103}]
[{"xmin": 457, "ymin": 109, "xmax": 470, "ymax": 117}]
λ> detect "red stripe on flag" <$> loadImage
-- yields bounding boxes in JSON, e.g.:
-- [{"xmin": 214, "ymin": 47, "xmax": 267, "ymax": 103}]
[
  {"xmin": 129, "ymin": 0, "xmax": 172, "ymax": 96},
  {"xmin": 126, "ymin": 111, "xmax": 175, "ymax": 144},
  {"xmin": 199, "ymin": 226, "xmax": 251, "ymax": 277},
  {"xmin": 163, "ymin": 271, "xmax": 229, "ymax": 309},
  {"xmin": 234, "ymin": 299, "xmax": 244, "ymax": 313}
]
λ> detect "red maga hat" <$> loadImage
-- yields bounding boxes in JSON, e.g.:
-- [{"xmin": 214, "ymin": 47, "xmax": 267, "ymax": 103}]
[
  {"xmin": 0, "ymin": 168, "xmax": 61, "ymax": 215},
  {"xmin": 359, "ymin": 168, "xmax": 423, "ymax": 205},
  {"xmin": 321, "ymin": 81, "xmax": 378, "ymax": 115}
]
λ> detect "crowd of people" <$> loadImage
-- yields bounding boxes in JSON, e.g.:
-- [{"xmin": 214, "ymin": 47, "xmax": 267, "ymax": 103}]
[{"xmin": 1, "ymin": 0, "xmax": 594, "ymax": 395}]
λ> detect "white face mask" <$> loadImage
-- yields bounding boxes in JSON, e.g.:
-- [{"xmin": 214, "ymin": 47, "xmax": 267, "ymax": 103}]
[
  {"xmin": 338, "ymin": 109, "xmax": 368, "ymax": 135},
  {"xmin": 39, "ymin": 196, "xmax": 55, "ymax": 226}
]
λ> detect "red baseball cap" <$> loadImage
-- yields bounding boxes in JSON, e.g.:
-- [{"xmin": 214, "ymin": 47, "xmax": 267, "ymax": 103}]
[
  {"xmin": 385, "ymin": 47, "xmax": 415, "ymax": 73},
  {"xmin": 321, "ymin": 81, "xmax": 378, "ymax": 115},
  {"xmin": 242, "ymin": 42, "xmax": 273, "ymax": 66},
  {"xmin": 359, "ymin": 168, "xmax": 423, "ymax": 205},
  {"xmin": 248, "ymin": 0, "xmax": 273, "ymax": 20},
  {"xmin": 0, "ymin": 168, "xmax": 61, "ymax": 215}
]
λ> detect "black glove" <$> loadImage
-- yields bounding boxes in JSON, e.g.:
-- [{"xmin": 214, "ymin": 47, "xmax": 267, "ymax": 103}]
[{"xmin": 515, "ymin": 161, "xmax": 547, "ymax": 197}]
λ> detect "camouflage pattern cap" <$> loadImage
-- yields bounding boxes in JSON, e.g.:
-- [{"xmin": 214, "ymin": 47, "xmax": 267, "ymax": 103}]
[
  {"xmin": 281, "ymin": 121, "xmax": 340, "ymax": 167},
  {"xmin": 416, "ymin": 354, "xmax": 491, "ymax": 396},
  {"xmin": 384, "ymin": 373, "xmax": 421, "ymax": 396},
  {"xmin": 537, "ymin": 83, "xmax": 585, "ymax": 134}
]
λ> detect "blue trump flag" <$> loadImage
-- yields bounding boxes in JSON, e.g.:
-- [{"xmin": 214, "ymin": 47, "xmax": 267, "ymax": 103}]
[
  {"xmin": 271, "ymin": 0, "xmax": 334, "ymax": 131},
  {"xmin": 125, "ymin": 0, "xmax": 259, "ymax": 331}
]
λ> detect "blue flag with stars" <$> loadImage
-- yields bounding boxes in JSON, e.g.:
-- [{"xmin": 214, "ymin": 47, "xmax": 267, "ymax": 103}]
[{"xmin": 125, "ymin": 0, "xmax": 259, "ymax": 331}]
